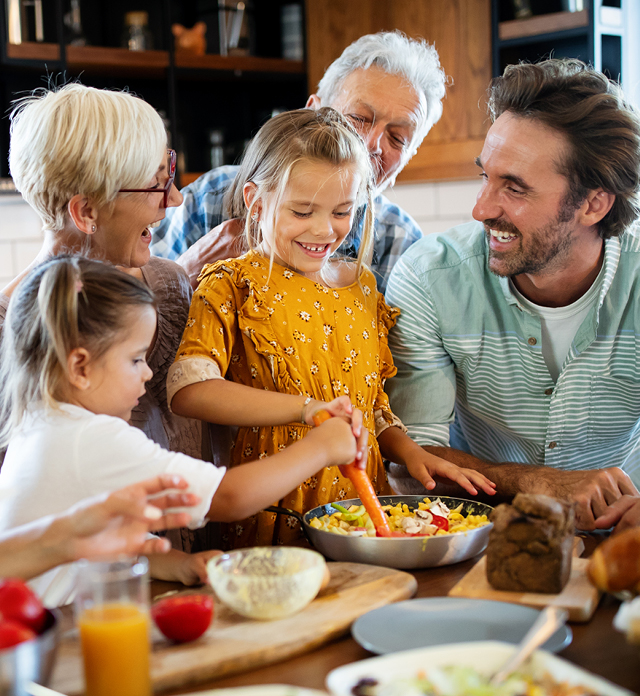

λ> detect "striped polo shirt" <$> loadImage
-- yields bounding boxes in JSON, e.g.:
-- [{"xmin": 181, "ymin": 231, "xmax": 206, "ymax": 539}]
[{"xmin": 386, "ymin": 221, "xmax": 640, "ymax": 487}]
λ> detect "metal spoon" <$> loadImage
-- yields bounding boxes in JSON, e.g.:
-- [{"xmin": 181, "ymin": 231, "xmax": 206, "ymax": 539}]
[{"xmin": 490, "ymin": 605, "xmax": 569, "ymax": 686}]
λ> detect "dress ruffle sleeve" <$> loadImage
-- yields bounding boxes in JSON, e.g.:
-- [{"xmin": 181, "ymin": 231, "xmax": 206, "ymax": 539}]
[
  {"xmin": 167, "ymin": 357, "xmax": 223, "ymax": 410},
  {"xmin": 175, "ymin": 261, "xmax": 245, "ymax": 374}
]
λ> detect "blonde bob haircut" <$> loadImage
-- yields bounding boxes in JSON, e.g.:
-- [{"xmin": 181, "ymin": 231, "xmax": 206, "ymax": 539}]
[
  {"xmin": 9, "ymin": 83, "xmax": 167, "ymax": 233},
  {"xmin": 225, "ymin": 107, "xmax": 376, "ymax": 281}
]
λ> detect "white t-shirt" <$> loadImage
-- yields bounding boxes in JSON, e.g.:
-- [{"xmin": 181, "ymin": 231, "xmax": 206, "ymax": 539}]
[
  {"xmin": 510, "ymin": 267, "xmax": 604, "ymax": 382},
  {"xmin": 0, "ymin": 403, "xmax": 225, "ymax": 608}
]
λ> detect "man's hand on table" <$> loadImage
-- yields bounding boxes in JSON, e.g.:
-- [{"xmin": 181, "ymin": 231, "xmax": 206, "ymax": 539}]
[
  {"xmin": 177, "ymin": 218, "xmax": 246, "ymax": 289},
  {"xmin": 391, "ymin": 446, "xmax": 639, "ymax": 531},
  {"xmin": 594, "ymin": 494, "xmax": 640, "ymax": 533},
  {"xmin": 531, "ymin": 466, "xmax": 639, "ymax": 531}
]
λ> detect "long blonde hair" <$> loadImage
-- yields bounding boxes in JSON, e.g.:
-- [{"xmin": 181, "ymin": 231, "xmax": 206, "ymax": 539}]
[
  {"xmin": 225, "ymin": 107, "xmax": 376, "ymax": 281},
  {"xmin": 0, "ymin": 256, "xmax": 156, "ymax": 447}
]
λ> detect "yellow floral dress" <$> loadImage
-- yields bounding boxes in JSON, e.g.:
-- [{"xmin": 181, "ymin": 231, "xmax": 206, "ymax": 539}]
[{"xmin": 175, "ymin": 250, "xmax": 399, "ymax": 548}]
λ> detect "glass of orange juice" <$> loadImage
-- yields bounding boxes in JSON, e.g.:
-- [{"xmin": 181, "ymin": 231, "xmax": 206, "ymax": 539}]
[{"xmin": 75, "ymin": 558, "xmax": 151, "ymax": 696}]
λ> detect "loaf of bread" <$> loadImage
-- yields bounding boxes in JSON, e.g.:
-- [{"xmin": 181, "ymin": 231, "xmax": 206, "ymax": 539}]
[
  {"xmin": 588, "ymin": 527, "xmax": 640, "ymax": 594},
  {"xmin": 486, "ymin": 493, "xmax": 575, "ymax": 594}
]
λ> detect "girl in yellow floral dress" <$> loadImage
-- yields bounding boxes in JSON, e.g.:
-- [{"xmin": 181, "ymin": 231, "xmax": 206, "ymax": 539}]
[{"xmin": 168, "ymin": 108, "xmax": 495, "ymax": 548}]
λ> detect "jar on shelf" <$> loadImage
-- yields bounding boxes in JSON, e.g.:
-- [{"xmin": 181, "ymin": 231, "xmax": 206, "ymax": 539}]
[
  {"xmin": 64, "ymin": 0, "xmax": 87, "ymax": 46},
  {"xmin": 122, "ymin": 11, "xmax": 153, "ymax": 52},
  {"xmin": 209, "ymin": 129, "xmax": 225, "ymax": 169},
  {"xmin": 281, "ymin": 4, "xmax": 303, "ymax": 61}
]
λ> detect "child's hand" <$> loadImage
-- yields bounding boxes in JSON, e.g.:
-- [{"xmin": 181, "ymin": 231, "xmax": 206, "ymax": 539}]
[
  {"xmin": 150, "ymin": 549, "xmax": 223, "ymax": 586},
  {"xmin": 305, "ymin": 397, "xmax": 368, "ymax": 464},
  {"xmin": 312, "ymin": 417, "xmax": 364, "ymax": 468},
  {"xmin": 304, "ymin": 395, "xmax": 353, "ymax": 424},
  {"xmin": 175, "ymin": 549, "xmax": 223, "ymax": 586},
  {"xmin": 405, "ymin": 451, "xmax": 497, "ymax": 497}
]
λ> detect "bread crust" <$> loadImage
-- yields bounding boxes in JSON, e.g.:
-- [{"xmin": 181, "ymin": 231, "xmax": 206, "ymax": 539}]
[{"xmin": 486, "ymin": 493, "xmax": 575, "ymax": 594}]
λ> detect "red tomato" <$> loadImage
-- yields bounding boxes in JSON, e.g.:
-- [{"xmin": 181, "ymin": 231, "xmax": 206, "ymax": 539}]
[
  {"xmin": 431, "ymin": 514, "xmax": 449, "ymax": 531},
  {"xmin": 0, "ymin": 620, "xmax": 36, "ymax": 649},
  {"xmin": 151, "ymin": 594, "xmax": 213, "ymax": 643},
  {"xmin": 0, "ymin": 579, "xmax": 46, "ymax": 633}
]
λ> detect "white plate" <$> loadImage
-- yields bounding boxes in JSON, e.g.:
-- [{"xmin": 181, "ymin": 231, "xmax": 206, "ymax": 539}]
[
  {"xmin": 351, "ymin": 598, "xmax": 572, "ymax": 654},
  {"xmin": 326, "ymin": 641, "xmax": 633, "ymax": 696}
]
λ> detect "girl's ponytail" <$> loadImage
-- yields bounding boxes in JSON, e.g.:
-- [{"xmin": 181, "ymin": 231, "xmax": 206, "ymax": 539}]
[
  {"xmin": 0, "ymin": 256, "xmax": 155, "ymax": 447},
  {"xmin": 36, "ymin": 257, "xmax": 82, "ymax": 409}
]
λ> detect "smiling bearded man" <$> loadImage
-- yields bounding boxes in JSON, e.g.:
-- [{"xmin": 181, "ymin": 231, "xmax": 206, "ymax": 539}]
[
  {"xmin": 386, "ymin": 58, "xmax": 640, "ymax": 532},
  {"xmin": 485, "ymin": 206, "xmax": 575, "ymax": 278}
]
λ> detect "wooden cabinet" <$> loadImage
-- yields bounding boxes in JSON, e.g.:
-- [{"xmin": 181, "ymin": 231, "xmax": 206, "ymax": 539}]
[
  {"xmin": 305, "ymin": 0, "xmax": 493, "ymax": 183},
  {"xmin": 0, "ymin": 0, "xmax": 307, "ymax": 183}
]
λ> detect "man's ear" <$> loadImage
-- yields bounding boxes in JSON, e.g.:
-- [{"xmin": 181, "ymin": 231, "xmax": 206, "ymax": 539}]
[
  {"xmin": 306, "ymin": 94, "xmax": 321, "ymax": 110},
  {"xmin": 67, "ymin": 347, "xmax": 93, "ymax": 390},
  {"xmin": 67, "ymin": 195, "xmax": 99, "ymax": 236},
  {"xmin": 578, "ymin": 189, "xmax": 615, "ymax": 227}
]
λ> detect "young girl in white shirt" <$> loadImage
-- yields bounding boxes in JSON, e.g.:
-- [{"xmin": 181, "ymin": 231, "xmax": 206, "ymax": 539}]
[{"xmin": 0, "ymin": 255, "xmax": 360, "ymax": 606}]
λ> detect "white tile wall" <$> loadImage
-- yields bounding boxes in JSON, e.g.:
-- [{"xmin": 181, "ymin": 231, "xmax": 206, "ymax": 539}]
[
  {"xmin": 385, "ymin": 178, "xmax": 481, "ymax": 237},
  {"xmin": 0, "ymin": 178, "xmax": 481, "ymax": 288},
  {"xmin": 0, "ymin": 195, "xmax": 43, "ymax": 289}
]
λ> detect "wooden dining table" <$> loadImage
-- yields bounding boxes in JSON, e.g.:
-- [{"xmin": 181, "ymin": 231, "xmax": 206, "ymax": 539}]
[{"xmin": 163, "ymin": 535, "xmax": 640, "ymax": 696}]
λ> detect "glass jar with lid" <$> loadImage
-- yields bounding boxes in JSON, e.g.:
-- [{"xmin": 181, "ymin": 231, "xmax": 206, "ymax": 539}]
[{"xmin": 122, "ymin": 11, "xmax": 153, "ymax": 52}]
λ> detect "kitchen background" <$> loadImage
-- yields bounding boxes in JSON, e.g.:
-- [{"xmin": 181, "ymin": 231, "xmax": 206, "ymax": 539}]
[{"xmin": 0, "ymin": 0, "xmax": 638, "ymax": 289}]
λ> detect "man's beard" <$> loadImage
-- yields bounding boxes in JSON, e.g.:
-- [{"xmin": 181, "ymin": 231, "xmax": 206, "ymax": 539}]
[{"xmin": 484, "ymin": 203, "xmax": 578, "ymax": 278}]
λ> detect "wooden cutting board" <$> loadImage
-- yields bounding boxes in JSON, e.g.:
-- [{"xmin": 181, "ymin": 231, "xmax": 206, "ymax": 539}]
[
  {"xmin": 448, "ymin": 555, "xmax": 600, "ymax": 622},
  {"xmin": 51, "ymin": 562, "xmax": 417, "ymax": 695}
]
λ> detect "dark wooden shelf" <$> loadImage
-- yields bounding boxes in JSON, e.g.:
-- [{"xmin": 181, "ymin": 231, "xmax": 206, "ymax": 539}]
[
  {"xmin": 6, "ymin": 43, "xmax": 304, "ymax": 77},
  {"xmin": 68, "ymin": 45, "xmax": 169, "ymax": 72},
  {"xmin": 6, "ymin": 41, "xmax": 58, "ymax": 61},
  {"xmin": 498, "ymin": 9, "xmax": 588, "ymax": 42},
  {"xmin": 175, "ymin": 51, "xmax": 304, "ymax": 74},
  {"xmin": 6, "ymin": 42, "xmax": 168, "ymax": 76}
]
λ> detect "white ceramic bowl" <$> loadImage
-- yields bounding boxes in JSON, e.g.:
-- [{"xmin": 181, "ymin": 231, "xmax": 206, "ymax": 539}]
[{"xmin": 207, "ymin": 547, "xmax": 326, "ymax": 620}]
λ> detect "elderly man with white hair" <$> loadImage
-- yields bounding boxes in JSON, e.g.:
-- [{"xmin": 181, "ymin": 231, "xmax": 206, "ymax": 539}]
[{"xmin": 151, "ymin": 31, "xmax": 447, "ymax": 293}]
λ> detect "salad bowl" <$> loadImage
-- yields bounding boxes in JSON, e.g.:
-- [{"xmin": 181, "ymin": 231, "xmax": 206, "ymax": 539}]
[{"xmin": 267, "ymin": 495, "xmax": 493, "ymax": 569}]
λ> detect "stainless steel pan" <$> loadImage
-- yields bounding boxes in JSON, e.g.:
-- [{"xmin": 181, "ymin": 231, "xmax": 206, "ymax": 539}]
[{"xmin": 267, "ymin": 495, "xmax": 493, "ymax": 570}]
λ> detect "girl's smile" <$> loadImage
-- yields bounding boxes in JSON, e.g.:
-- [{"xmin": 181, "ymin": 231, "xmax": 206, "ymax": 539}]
[
  {"xmin": 296, "ymin": 241, "xmax": 332, "ymax": 258},
  {"xmin": 249, "ymin": 160, "xmax": 361, "ymax": 283}
]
